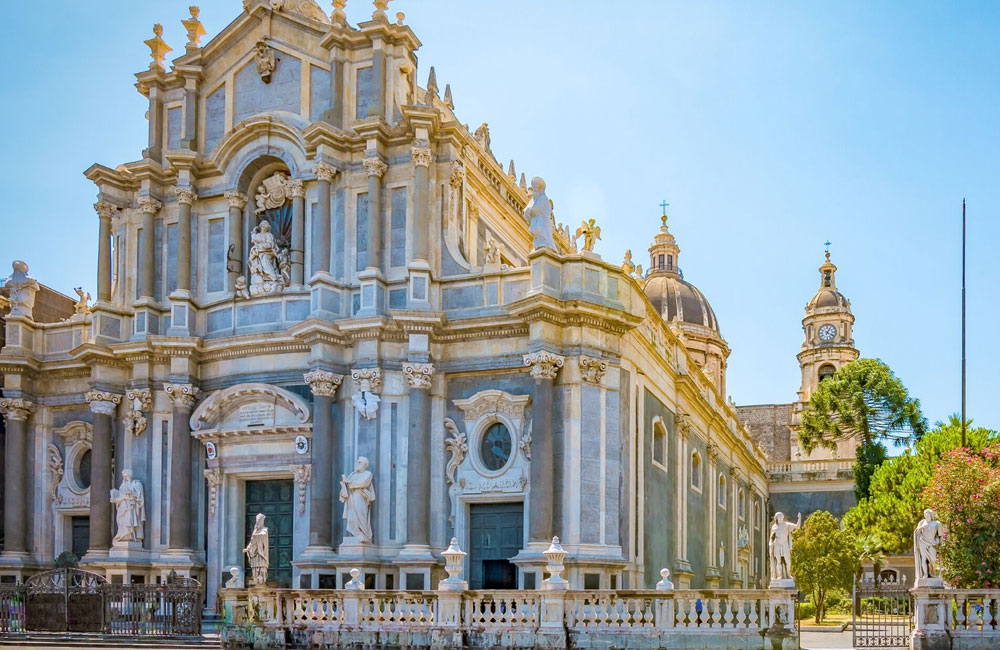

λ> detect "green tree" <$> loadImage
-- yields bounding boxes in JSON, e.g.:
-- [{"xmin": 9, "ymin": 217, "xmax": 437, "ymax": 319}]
[
  {"xmin": 791, "ymin": 511, "xmax": 860, "ymax": 623},
  {"xmin": 798, "ymin": 359, "xmax": 926, "ymax": 500},
  {"xmin": 843, "ymin": 417, "xmax": 998, "ymax": 554}
]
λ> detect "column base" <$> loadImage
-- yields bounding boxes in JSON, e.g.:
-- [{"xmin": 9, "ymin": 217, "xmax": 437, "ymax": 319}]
[
  {"xmin": 80, "ymin": 548, "xmax": 111, "ymax": 564},
  {"xmin": 153, "ymin": 549, "xmax": 205, "ymax": 581},
  {"xmin": 308, "ymin": 271, "xmax": 344, "ymax": 319},
  {"xmin": 671, "ymin": 560, "xmax": 694, "ymax": 589},
  {"xmin": 166, "ymin": 292, "xmax": 195, "ymax": 336}
]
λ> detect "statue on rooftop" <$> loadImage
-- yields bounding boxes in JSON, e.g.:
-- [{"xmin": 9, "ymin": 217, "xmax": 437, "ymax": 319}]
[
  {"xmin": 525, "ymin": 177, "xmax": 556, "ymax": 251},
  {"xmin": 4, "ymin": 260, "xmax": 39, "ymax": 318},
  {"xmin": 575, "ymin": 218, "xmax": 601, "ymax": 252}
]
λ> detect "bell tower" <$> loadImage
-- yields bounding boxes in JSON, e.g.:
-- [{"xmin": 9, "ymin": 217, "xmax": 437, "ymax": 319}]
[{"xmin": 796, "ymin": 249, "xmax": 859, "ymax": 402}]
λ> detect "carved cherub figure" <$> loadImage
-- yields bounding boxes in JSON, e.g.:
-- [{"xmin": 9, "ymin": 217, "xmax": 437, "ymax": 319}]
[{"xmin": 575, "ymin": 218, "xmax": 601, "ymax": 252}]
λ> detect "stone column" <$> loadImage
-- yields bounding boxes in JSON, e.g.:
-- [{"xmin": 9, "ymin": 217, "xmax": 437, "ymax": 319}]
[
  {"xmin": 303, "ymin": 370, "xmax": 343, "ymax": 550},
  {"xmin": 363, "ymin": 157, "xmax": 387, "ymax": 272},
  {"xmin": 523, "ymin": 351, "xmax": 564, "ymax": 543},
  {"xmin": 137, "ymin": 196, "xmax": 162, "ymax": 299},
  {"xmin": 164, "ymin": 383, "xmax": 199, "ymax": 550},
  {"xmin": 225, "ymin": 190, "xmax": 247, "ymax": 291},
  {"xmin": 0, "ymin": 399, "xmax": 35, "ymax": 555},
  {"xmin": 411, "ymin": 147, "xmax": 432, "ymax": 262},
  {"xmin": 289, "ymin": 179, "xmax": 305, "ymax": 285},
  {"xmin": 174, "ymin": 187, "xmax": 197, "ymax": 293},
  {"xmin": 94, "ymin": 201, "xmax": 118, "ymax": 302},
  {"xmin": 86, "ymin": 390, "xmax": 122, "ymax": 554},
  {"xmin": 312, "ymin": 162, "xmax": 337, "ymax": 276},
  {"xmin": 403, "ymin": 363, "xmax": 434, "ymax": 547}
]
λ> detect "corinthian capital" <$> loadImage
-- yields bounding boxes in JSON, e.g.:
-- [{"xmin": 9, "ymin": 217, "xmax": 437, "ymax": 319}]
[
  {"xmin": 411, "ymin": 147, "xmax": 432, "ymax": 168},
  {"xmin": 287, "ymin": 178, "xmax": 305, "ymax": 198},
  {"xmin": 0, "ymin": 398, "xmax": 36, "ymax": 422},
  {"xmin": 363, "ymin": 157, "xmax": 388, "ymax": 178},
  {"xmin": 174, "ymin": 186, "xmax": 197, "ymax": 205},
  {"xmin": 523, "ymin": 351, "xmax": 565, "ymax": 380},
  {"xmin": 94, "ymin": 200, "xmax": 121, "ymax": 220},
  {"xmin": 224, "ymin": 190, "xmax": 248, "ymax": 210},
  {"xmin": 314, "ymin": 161, "xmax": 337, "ymax": 182},
  {"xmin": 86, "ymin": 390, "xmax": 122, "ymax": 416},
  {"xmin": 164, "ymin": 383, "xmax": 200, "ymax": 409},
  {"xmin": 578, "ymin": 356, "xmax": 609, "ymax": 385},
  {"xmin": 137, "ymin": 195, "xmax": 163, "ymax": 214},
  {"xmin": 303, "ymin": 369, "xmax": 344, "ymax": 397},
  {"xmin": 402, "ymin": 363, "xmax": 434, "ymax": 390}
]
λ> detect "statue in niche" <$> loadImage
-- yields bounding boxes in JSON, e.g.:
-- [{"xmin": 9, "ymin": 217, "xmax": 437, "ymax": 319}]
[
  {"xmin": 913, "ymin": 508, "xmax": 943, "ymax": 583},
  {"xmin": 340, "ymin": 456, "xmax": 376, "ymax": 542},
  {"xmin": 4, "ymin": 260, "xmax": 39, "ymax": 318},
  {"xmin": 575, "ymin": 218, "xmax": 601, "ymax": 252},
  {"xmin": 110, "ymin": 469, "xmax": 145, "ymax": 545},
  {"xmin": 524, "ymin": 177, "xmax": 556, "ymax": 251},
  {"xmin": 247, "ymin": 220, "xmax": 288, "ymax": 296},
  {"xmin": 769, "ymin": 512, "xmax": 801, "ymax": 583},
  {"xmin": 244, "ymin": 513, "xmax": 270, "ymax": 585}
]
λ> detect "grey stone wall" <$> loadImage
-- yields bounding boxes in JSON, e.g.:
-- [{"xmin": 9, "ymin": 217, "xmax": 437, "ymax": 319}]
[
  {"xmin": 234, "ymin": 55, "xmax": 301, "ymax": 124},
  {"xmin": 770, "ymin": 489, "xmax": 856, "ymax": 520},
  {"xmin": 642, "ymin": 388, "xmax": 676, "ymax": 589},
  {"xmin": 205, "ymin": 85, "xmax": 225, "ymax": 152},
  {"xmin": 737, "ymin": 403, "xmax": 793, "ymax": 462}
]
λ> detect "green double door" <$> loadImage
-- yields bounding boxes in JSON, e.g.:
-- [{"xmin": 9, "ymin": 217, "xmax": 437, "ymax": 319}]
[
  {"xmin": 469, "ymin": 502, "xmax": 523, "ymax": 589},
  {"xmin": 244, "ymin": 480, "xmax": 294, "ymax": 587}
]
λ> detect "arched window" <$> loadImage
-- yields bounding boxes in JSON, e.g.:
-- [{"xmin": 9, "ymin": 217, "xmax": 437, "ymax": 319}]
[
  {"xmin": 667, "ymin": 254, "xmax": 673, "ymax": 270},
  {"xmin": 818, "ymin": 364, "xmax": 836, "ymax": 382},
  {"xmin": 691, "ymin": 452, "xmax": 702, "ymax": 491},
  {"xmin": 738, "ymin": 489, "xmax": 746, "ymax": 520},
  {"xmin": 718, "ymin": 473, "xmax": 727, "ymax": 507},
  {"xmin": 753, "ymin": 502, "xmax": 761, "ymax": 530},
  {"xmin": 823, "ymin": 271, "xmax": 832, "ymax": 287},
  {"xmin": 658, "ymin": 254, "xmax": 665, "ymax": 270},
  {"xmin": 652, "ymin": 417, "xmax": 667, "ymax": 468}
]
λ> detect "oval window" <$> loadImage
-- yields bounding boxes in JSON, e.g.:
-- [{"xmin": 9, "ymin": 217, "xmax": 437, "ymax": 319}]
[
  {"xmin": 479, "ymin": 423, "xmax": 512, "ymax": 471},
  {"xmin": 77, "ymin": 449, "xmax": 92, "ymax": 489}
]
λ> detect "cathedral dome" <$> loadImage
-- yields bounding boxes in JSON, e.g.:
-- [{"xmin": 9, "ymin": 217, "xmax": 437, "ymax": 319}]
[
  {"xmin": 643, "ymin": 274, "xmax": 720, "ymax": 333},
  {"xmin": 806, "ymin": 251, "xmax": 851, "ymax": 312}
]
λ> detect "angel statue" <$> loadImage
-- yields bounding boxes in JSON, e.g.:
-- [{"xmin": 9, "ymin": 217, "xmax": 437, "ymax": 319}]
[
  {"xmin": 73, "ymin": 287, "xmax": 91, "ymax": 316},
  {"xmin": 575, "ymin": 218, "xmax": 601, "ymax": 252}
]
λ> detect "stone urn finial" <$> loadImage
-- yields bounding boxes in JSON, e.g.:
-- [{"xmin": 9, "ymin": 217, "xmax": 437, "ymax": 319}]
[
  {"xmin": 345, "ymin": 568, "xmax": 364, "ymax": 590},
  {"xmin": 439, "ymin": 537, "xmax": 468, "ymax": 591},
  {"xmin": 656, "ymin": 568, "xmax": 674, "ymax": 590},
  {"xmin": 541, "ymin": 536, "xmax": 568, "ymax": 590},
  {"xmin": 4, "ymin": 260, "xmax": 39, "ymax": 319}
]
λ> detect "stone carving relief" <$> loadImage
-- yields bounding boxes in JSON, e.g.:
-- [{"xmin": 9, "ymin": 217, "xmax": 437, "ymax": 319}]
[
  {"xmin": 205, "ymin": 468, "xmax": 222, "ymax": 517},
  {"xmin": 111, "ymin": 469, "xmax": 145, "ymax": 545},
  {"xmin": 340, "ymin": 456, "xmax": 375, "ymax": 542},
  {"xmin": 54, "ymin": 421, "xmax": 92, "ymax": 508},
  {"xmin": 524, "ymin": 178, "xmax": 556, "ymax": 251},
  {"xmin": 291, "ymin": 464, "xmax": 312, "ymax": 515},
  {"xmin": 574, "ymin": 218, "xmax": 601, "ymax": 252},
  {"xmin": 578, "ymin": 356, "xmax": 609, "ymax": 385},
  {"xmin": 519, "ymin": 420, "xmax": 532, "ymax": 460},
  {"xmin": 248, "ymin": 220, "xmax": 290, "ymax": 296},
  {"xmin": 303, "ymin": 369, "xmax": 343, "ymax": 397},
  {"xmin": 523, "ymin": 351, "xmax": 565, "ymax": 380},
  {"xmin": 350, "ymin": 368, "xmax": 382, "ymax": 420},
  {"xmin": 189, "ymin": 383, "xmax": 310, "ymax": 432},
  {"xmin": 71, "ymin": 287, "xmax": 91, "ymax": 319},
  {"xmin": 268, "ymin": 0, "xmax": 330, "ymax": 23},
  {"xmin": 402, "ymin": 363, "xmax": 434, "ymax": 390},
  {"xmin": 47, "ymin": 444, "xmax": 64, "ymax": 505},
  {"xmin": 124, "ymin": 388, "xmax": 152, "ymax": 436},
  {"xmin": 482, "ymin": 236, "xmax": 502, "ymax": 270},
  {"xmin": 443, "ymin": 418, "xmax": 468, "ymax": 528},
  {"xmin": 253, "ymin": 40, "xmax": 276, "ymax": 83},
  {"xmin": 4, "ymin": 260, "xmax": 39, "ymax": 318}
]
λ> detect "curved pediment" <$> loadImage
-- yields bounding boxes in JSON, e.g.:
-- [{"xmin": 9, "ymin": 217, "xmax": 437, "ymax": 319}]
[{"xmin": 190, "ymin": 383, "xmax": 310, "ymax": 431}]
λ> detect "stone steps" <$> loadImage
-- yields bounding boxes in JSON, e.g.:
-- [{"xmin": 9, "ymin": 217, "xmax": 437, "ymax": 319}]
[{"xmin": 0, "ymin": 633, "xmax": 219, "ymax": 648}]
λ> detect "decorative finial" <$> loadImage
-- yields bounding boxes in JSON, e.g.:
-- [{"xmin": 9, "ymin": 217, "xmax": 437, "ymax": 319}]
[
  {"xmin": 182, "ymin": 6, "xmax": 207, "ymax": 51},
  {"xmin": 426, "ymin": 66, "xmax": 439, "ymax": 98},
  {"xmin": 372, "ymin": 0, "xmax": 392, "ymax": 21},
  {"xmin": 331, "ymin": 0, "xmax": 347, "ymax": 24},
  {"xmin": 396, "ymin": 11, "xmax": 405, "ymax": 26},
  {"xmin": 144, "ymin": 24, "xmax": 173, "ymax": 71},
  {"xmin": 443, "ymin": 84, "xmax": 454, "ymax": 109},
  {"xmin": 508, "ymin": 160, "xmax": 516, "ymax": 179},
  {"xmin": 519, "ymin": 173, "xmax": 527, "ymax": 191},
  {"xmin": 824, "ymin": 240, "xmax": 831, "ymax": 261}
]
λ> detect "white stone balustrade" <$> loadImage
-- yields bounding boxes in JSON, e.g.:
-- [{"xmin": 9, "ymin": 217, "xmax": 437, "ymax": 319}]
[{"xmin": 910, "ymin": 587, "xmax": 1000, "ymax": 650}]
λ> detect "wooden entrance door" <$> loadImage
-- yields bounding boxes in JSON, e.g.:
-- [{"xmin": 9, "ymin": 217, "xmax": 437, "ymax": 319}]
[
  {"xmin": 244, "ymin": 479, "xmax": 294, "ymax": 587},
  {"xmin": 468, "ymin": 502, "xmax": 523, "ymax": 589}
]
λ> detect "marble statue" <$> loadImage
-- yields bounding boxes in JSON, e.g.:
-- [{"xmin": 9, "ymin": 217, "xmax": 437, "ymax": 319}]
[
  {"xmin": 914, "ymin": 508, "xmax": 943, "ymax": 584},
  {"xmin": 483, "ymin": 235, "xmax": 501, "ymax": 268},
  {"xmin": 340, "ymin": 456, "xmax": 376, "ymax": 542},
  {"xmin": 474, "ymin": 123, "xmax": 492, "ymax": 154},
  {"xmin": 769, "ymin": 512, "xmax": 801, "ymax": 584},
  {"xmin": 110, "ymin": 469, "xmax": 146, "ymax": 545},
  {"xmin": 248, "ymin": 220, "xmax": 287, "ymax": 296},
  {"xmin": 621, "ymin": 249, "xmax": 635, "ymax": 275},
  {"xmin": 72, "ymin": 287, "xmax": 91, "ymax": 317},
  {"xmin": 244, "ymin": 513, "xmax": 270, "ymax": 585},
  {"xmin": 575, "ymin": 218, "xmax": 601, "ymax": 252},
  {"xmin": 524, "ymin": 177, "xmax": 556, "ymax": 251},
  {"xmin": 255, "ymin": 172, "xmax": 291, "ymax": 214},
  {"xmin": 4, "ymin": 260, "xmax": 39, "ymax": 318},
  {"xmin": 738, "ymin": 525, "xmax": 750, "ymax": 549},
  {"xmin": 225, "ymin": 566, "xmax": 244, "ymax": 589},
  {"xmin": 234, "ymin": 275, "xmax": 250, "ymax": 300}
]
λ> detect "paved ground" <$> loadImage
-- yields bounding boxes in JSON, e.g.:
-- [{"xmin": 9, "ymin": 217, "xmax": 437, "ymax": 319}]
[{"xmin": 800, "ymin": 629, "xmax": 856, "ymax": 649}]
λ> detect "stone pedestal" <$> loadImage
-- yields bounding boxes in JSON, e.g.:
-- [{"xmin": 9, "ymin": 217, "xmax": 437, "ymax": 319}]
[
  {"xmin": 911, "ymin": 587, "xmax": 950, "ymax": 650},
  {"xmin": 308, "ymin": 271, "xmax": 342, "ymax": 319},
  {"xmin": 357, "ymin": 267, "xmax": 385, "ymax": 316},
  {"xmin": 166, "ymin": 291, "xmax": 195, "ymax": 336},
  {"xmin": 769, "ymin": 578, "xmax": 796, "ymax": 589}
]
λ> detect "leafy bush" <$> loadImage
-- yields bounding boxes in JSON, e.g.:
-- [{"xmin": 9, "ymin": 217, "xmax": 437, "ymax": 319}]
[{"xmin": 54, "ymin": 551, "xmax": 79, "ymax": 568}]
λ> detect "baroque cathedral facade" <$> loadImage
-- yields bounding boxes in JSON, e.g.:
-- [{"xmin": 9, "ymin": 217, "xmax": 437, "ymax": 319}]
[{"xmin": 0, "ymin": 0, "xmax": 857, "ymax": 608}]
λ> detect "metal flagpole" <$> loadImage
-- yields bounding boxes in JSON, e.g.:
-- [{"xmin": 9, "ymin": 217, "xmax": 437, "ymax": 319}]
[{"xmin": 962, "ymin": 198, "xmax": 967, "ymax": 448}]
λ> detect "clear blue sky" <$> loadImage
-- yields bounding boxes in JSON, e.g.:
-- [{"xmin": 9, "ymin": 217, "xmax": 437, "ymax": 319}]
[{"xmin": 1, "ymin": 1, "xmax": 996, "ymax": 430}]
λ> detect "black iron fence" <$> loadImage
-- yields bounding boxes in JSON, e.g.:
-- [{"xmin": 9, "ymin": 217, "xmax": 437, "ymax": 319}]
[
  {"xmin": 853, "ymin": 574, "xmax": 912, "ymax": 648},
  {"xmin": 0, "ymin": 568, "xmax": 201, "ymax": 636}
]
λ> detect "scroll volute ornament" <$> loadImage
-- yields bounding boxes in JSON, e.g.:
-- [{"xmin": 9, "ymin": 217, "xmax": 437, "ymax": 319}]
[
  {"xmin": 303, "ymin": 370, "xmax": 344, "ymax": 397},
  {"xmin": 523, "ymin": 351, "xmax": 565, "ymax": 380}
]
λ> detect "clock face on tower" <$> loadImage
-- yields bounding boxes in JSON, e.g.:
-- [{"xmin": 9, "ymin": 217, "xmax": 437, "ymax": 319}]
[{"xmin": 818, "ymin": 324, "xmax": 837, "ymax": 342}]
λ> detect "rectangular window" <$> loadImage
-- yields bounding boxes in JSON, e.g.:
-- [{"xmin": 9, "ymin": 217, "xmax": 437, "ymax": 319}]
[
  {"xmin": 584, "ymin": 573, "xmax": 601, "ymax": 590},
  {"xmin": 652, "ymin": 419, "xmax": 667, "ymax": 469}
]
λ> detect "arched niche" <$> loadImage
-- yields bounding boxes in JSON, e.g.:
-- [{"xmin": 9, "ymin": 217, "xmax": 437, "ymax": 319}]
[{"xmin": 190, "ymin": 383, "xmax": 311, "ymax": 432}]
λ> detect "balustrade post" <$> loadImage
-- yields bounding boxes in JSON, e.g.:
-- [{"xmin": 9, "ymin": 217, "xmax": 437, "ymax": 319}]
[
  {"xmin": 911, "ymin": 586, "xmax": 950, "ymax": 650},
  {"xmin": 654, "ymin": 569, "xmax": 675, "ymax": 630}
]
